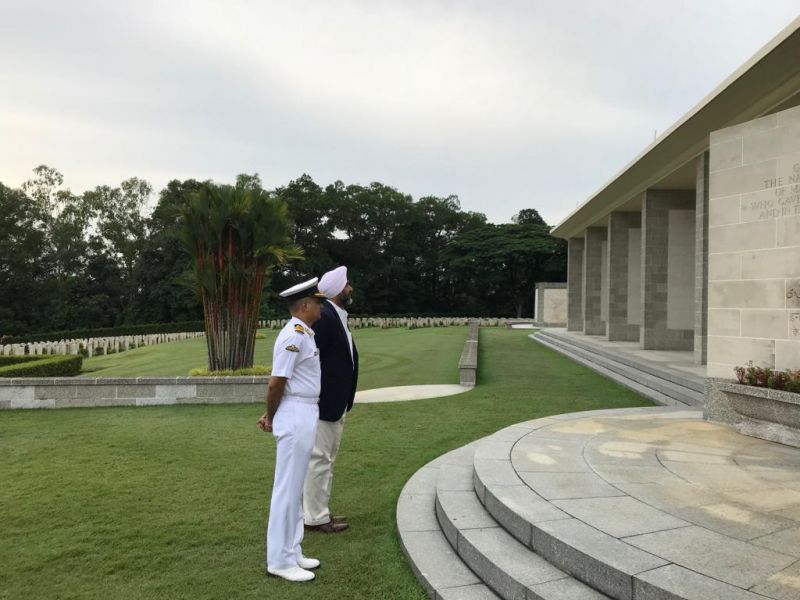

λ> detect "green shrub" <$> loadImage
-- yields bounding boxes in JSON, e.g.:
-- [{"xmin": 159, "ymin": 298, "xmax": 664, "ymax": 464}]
[
  {"xmin": 0, "ymin": 355, "xmax": 83, "ymax": 378},
  {"xmin": 0, "ymin": 356, "xmax": 40, "ymax": 367},
  {"xmin": 734, "ymin": 361, "xmax": 800, "ymax": 393},
  {"xmin": 3, "ymin": 321, "xmax": 206, "ymax": 345},
  {"xmin": 189, "ymin": 365, "xmax": 271, "ymax": 377}
]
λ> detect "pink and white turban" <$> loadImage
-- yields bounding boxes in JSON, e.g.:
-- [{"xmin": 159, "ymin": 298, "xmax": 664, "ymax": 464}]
[{"xmin": 319, "ymin": 266, "xmax": 348, "ymax": 298}]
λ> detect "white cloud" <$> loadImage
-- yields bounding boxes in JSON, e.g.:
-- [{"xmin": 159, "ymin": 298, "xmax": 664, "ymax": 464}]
[{"xmin": 1, "ymin": 0, "xmax": 798, "ymax": 223}]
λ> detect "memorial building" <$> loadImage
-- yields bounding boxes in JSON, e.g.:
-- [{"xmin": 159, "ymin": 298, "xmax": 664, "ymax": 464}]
[{"xmin": 546, "ymin": 17, "xmax": 800, "ymax": 390}]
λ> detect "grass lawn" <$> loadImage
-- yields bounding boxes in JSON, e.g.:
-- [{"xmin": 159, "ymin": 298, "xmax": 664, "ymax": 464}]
[
  {"xmin": 79, "ymin": 326, "xmax": 465, "ymax": 390},
  {"xmin": 0, "ymin": 328, "xmax": 651, "ymax": 600}
]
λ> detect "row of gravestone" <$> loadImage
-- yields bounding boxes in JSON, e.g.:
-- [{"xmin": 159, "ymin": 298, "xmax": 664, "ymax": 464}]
[
  {"xmin": 261, "ymin": 317, "xmax": 512, "ymax": 329},
  {"xmin": 1, "ymin": 318, "xmax": 514, "ymax": 357},
  {"xmin": 0, "ymin": 332, "xmax": 206, "ymax": 358}
]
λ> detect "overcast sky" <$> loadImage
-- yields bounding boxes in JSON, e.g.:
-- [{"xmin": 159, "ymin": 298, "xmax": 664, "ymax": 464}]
[{"xmin": 1, "ymin": 1, "xmax": 798, "ymax": 224}]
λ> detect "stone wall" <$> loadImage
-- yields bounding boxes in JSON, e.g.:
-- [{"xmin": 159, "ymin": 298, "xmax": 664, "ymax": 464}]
[
  {"xmin": 534, "ymin": 283, "xmax": 567, "ymax": 325},
  {"xmin": 707, "ymin": 104, "xmax": 800, "ymax": 378},
  {"xmin": 641, "ymin": 190, "xmax": 696, "ymax": 350},
  {"xmin": 0, "ymin": 377, "xmax": 268, "ymax": 410}
]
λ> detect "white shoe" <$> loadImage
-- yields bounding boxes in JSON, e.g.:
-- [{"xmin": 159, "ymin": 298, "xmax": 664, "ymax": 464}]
[
  {"xmin": 267, "ymin": 566, "xmax": 315, "ymax": 582},
  {"xmin": 298, "ymin": 556, "xmax": 320, "ymax": 570}
]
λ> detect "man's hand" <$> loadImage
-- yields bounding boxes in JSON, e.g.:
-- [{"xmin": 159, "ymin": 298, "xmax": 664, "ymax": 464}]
[{"xmin": 257, "ymin": 413, "xmax": 272, "ymax": 433}]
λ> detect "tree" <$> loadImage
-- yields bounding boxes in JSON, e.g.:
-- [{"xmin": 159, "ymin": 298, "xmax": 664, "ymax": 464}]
[
  {"xmin": 126, "ymin": 179, "xmax": 204, "ymax": 324},
  {"xmin": 444, "ymin": 223, "xmax": 566, "ymax": 317},
  {"xmin": 177, "ymin": 182, "xmax": 302, "ymax": 370},
  {"xmin": 512, "ymin": 208, "xmax": 547, "ymax": 226},
  {"xmin": 0, "ymin": 183, "xmax": 48, "ymax": 335}
]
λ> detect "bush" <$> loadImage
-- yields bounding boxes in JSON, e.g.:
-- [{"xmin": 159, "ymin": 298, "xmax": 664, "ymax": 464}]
[
  {"xmin": 0, "ymin": 355, "xmax": 83, "ymax": 378},
  {"xmin": 2, "ymin": 321, "xmax": 206, "ymax": 345},
  {"xmin": 189, "ymin": 365, "xmax": 271, "ymax": 377},
  {"xmin": 734, "ymin": 361, "xmax": 800, "ymax": 393}
]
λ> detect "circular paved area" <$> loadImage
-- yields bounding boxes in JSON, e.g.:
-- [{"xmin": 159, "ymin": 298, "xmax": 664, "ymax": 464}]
[{"xmin": 507, "ymin": 409, "xmax": 800, "ymax": 599}]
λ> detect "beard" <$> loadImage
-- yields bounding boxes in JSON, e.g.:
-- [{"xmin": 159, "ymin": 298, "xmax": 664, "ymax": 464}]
[{"xmin": 337, "ymin": 291, "xmax": 353, "ymax": 306}]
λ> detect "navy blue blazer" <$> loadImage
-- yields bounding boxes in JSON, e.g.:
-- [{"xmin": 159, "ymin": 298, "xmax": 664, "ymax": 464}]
[{"xmin": 312, "ymin": 300, "xmax": 359, "ymax": 422}]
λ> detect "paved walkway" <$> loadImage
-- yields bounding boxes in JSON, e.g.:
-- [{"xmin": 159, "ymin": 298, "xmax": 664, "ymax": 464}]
[
  {"xmin": 506, "ymin": 408, "xmax": 800, "ymax": 599},
  {"xmin": 544, "ymin": 329, "xmax": 706, "ymax": 380},
  {"xmin": 354, "ymin": 384, "xmax": 468, "ymax": 403},
  {"xmin": 399, "ymin": 406, "xmax": 800, "ymax": 599}
]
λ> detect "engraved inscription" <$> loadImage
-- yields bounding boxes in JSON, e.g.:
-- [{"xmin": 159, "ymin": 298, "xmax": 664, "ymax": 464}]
[
  {"xmin": 791, "ymin": 312, "xmax": 800, "ymax": 339},
  {"xmin": 788, "ymin": 281, "xmax": 800, "ymax": 309},
  {"xmin": 742, "ymin": 166, "xmax": 800, "ymax": 221}
]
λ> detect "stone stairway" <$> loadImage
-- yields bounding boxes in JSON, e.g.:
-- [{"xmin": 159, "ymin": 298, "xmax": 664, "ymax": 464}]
[
  {"xmin": 398, "ymin": 407, "xmax": 799, "ymax": 600},
  {"xmin": 531, "ymin": 330, "xmax": 704, "ymax": 407}
]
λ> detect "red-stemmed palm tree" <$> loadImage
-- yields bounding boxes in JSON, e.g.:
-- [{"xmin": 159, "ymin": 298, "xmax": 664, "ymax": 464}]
[{"xmin": 177, "ymin": 182, "xmax": 302, "ymax": 371}]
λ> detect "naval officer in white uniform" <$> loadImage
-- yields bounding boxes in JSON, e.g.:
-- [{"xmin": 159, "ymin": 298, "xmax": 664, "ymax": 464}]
[{"xmin": 258, "ymin": 278, "xmax": 327, "ymax": 583}]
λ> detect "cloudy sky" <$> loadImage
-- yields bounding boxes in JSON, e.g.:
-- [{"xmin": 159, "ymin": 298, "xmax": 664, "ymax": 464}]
[{"xmin": 1, "ymin": 1, "xmax": 798, "ymax": 224}]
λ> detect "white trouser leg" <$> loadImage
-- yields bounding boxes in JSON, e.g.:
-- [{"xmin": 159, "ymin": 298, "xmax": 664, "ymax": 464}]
[
  {"xmin": 266, "ymin": 401, "xmax": 319, "ymax": 570},
  {"xmin": 303, "ymin": 413, "xmax": 346, "ymax": 525}
]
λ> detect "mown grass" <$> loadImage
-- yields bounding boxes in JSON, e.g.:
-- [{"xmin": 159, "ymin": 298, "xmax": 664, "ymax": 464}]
[
  {"xmin": 79, "ymin": 326, "xmax": 465, "ymax": 391},
  {"xmin": 0, "ymin": 328, "xmax": 651, "ymax": 600}
]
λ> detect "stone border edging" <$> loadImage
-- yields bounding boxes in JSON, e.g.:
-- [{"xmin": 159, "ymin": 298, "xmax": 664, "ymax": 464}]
[
  {"xmin": 458, "ymin": 320, "xmax": 479, "ymax": 387},
  {"xmin": 0, "ymin": 376, "xmax": 269, "ymax": 410},
  {"xmin": 705, "ymin": 377, "xmax": 800, "ymax": 448}
]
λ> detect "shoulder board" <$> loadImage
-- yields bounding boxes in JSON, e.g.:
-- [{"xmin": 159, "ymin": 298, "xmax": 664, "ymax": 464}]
[{"xmin": 293, "ymin": 324, "xmax": 305, "ymax": 334}]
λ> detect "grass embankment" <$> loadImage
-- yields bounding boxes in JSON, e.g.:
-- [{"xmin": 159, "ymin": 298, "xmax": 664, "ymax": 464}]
[
  {"xmin": 0, "ymin": 328, "xmax": 651, "ymax": 600},
  {"xmin": 79, "ymin": 326, "xmax": 464, "ymax": 390}
]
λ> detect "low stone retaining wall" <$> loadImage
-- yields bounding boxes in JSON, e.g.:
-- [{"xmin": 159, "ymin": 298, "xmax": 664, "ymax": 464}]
[
  {"xmin": 458, "ymin": 320, "xmax": 479, "ymax": 387},
  {"xmin": 705, "ymin": 378, "xmax": 800, "ymax": 448},
  {"xmin": 0, "ymin": 377, "xmax": 268, "ymax": 410}
]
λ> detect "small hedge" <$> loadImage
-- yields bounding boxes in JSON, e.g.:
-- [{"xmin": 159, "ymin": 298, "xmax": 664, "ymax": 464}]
[
  {"xmin": 734, "ymin": 362, "xmax": 800, "ymax": 393},
  {"xmin": 3, "ymin": 321, "xmax": 206, "ymax": 344},
  {"xmin": 189, "ymin": 365, "xmax": 271, "ymax": 377},
  {"xmin": 0, "ymin": 355, "xmax": 83, "ymax": 378}
]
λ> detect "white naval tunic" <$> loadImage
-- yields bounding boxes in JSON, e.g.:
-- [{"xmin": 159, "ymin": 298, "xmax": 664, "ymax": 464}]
[{"xmin": 266, "ymin": 317, "xmax": 321, "ymax": 571}]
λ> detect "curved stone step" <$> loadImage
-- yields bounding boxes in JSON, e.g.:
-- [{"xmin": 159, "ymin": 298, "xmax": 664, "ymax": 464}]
[
  {"xmin": 472, "ymin": 408, "xmax": 793, "ymax": 600},
  {"xmin": 434, "ymin": 443, "xmax": 610, "ymax": 600},
  {"xmin": 397, "ymin": 446, "xmax": 500, "ymax": 600}
]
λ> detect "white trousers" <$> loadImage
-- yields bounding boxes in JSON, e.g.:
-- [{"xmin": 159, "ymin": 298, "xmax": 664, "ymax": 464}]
[
  {"xmin": 303, "ymin": 413, "xmax": 346, "ymax": 525},
  {"xmin": 266, "ymin": 400, "xmax": 319, "ymax": 570}
]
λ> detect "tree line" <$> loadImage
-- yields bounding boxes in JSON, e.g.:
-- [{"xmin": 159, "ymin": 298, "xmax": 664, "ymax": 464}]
[{"xmin": 0, "ymin": 166, "xmax": 566, "ymax": 336}]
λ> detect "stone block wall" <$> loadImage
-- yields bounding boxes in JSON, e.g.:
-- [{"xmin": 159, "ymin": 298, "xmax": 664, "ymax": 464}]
[
  {"xmin": 583, "ymin": 227, "xmax": 607, "ymax": 335},
  {"xmin": 707, "ymin": 104, "xmax": 800, "ymax": 378},
  {"xmin": 695, "ymin": 151, "xmax": 710, "ymax": 364},
  {"xmin": 641, "ymin": 190, "xmax": 696, "ymax": 350},
  {"xmin": 607, "ymin": 212, "xmax": 641, "ymax": 341},
  {"xmin": 534, "ymin": 283, "xmax": 567, "ymax": 325},
  {"xmin": 567, "ymin": 238, "xmax": 585, "ymax": 331}
]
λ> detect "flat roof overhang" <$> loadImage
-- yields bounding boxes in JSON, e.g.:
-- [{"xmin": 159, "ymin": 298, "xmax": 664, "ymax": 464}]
[{"xmin": 551, "ymin": 17, "xmax": 800, "ymax": 240}]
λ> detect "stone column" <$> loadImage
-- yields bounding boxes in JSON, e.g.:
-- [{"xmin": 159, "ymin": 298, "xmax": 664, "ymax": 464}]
[
  {"xmin": 607, "ymin": 212, "xmax": 642, "ymax": 341},
  {"xmin": 583, "ymin": 226, "xmax": 608, "ymax": 335},
  {"xmin": 641, "ymin": 189, "xmax": 696, "ymax": 350},
  {"xmin": 567, "ymin": 237, "xmax": 585, "ymax": 331},
  {"xmin": 695, "ymin": 151, "xmax": 710, "ymax": 364}
]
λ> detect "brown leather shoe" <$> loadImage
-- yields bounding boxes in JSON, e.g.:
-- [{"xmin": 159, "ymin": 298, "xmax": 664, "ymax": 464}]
[{"xmin": 305, "ymin": 520, "xmax": 349, "ymax": 533}]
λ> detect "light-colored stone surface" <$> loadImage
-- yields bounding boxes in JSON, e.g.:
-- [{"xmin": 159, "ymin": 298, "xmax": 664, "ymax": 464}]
[
  {"xmin": 708, "ymin": 105, "xmax": 800, "ymax": 378},
  {"xmin": 355, "ymin": 384, "xmax": 469, "ymax": 403},
  {"xmin": 626, "ymin": 526, "xmax": 795, "ymax": 589},
  {"xmin": 472, "ymin": 407, "xmax": 800, "ymax": 600}
]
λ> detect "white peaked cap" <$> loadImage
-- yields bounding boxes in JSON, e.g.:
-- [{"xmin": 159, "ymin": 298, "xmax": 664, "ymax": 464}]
[
  {"xmin": 319, "ymin": 266, "xmax": 348, "ymax": 298},
  {"xmin": 279, "ymin": 277, "xmax": 325, "ymax": 300}
]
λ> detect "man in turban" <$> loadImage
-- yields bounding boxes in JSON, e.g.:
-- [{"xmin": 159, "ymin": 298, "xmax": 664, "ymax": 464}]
[{"xmin": 303, "ymin": 266, "xmax": 359, "ymax": 533}]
